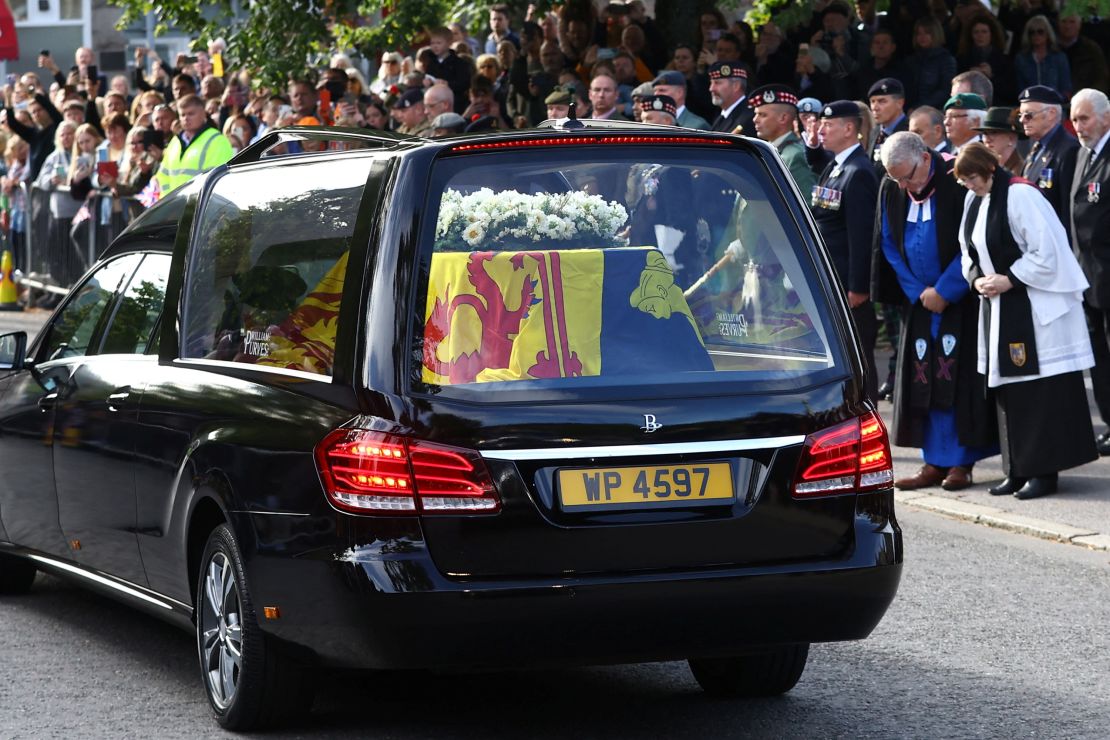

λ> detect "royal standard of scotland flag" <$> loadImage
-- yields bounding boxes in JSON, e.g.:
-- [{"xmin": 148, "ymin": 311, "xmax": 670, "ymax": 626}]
[{"xmin": 422, "ymin": 247, "xmax": 712, "ymax": 385}]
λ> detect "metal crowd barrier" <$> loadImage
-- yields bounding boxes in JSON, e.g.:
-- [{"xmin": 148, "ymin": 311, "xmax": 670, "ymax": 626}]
[{"xmin": 19, "ymin": 183, "xmax": 142, "ymax": 295}]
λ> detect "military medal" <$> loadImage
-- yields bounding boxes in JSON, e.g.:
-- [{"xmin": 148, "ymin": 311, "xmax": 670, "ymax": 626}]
[
  {"xmin": 1039, "ymin": 167, "xmax": 1054, "ymax": 190},
  {"xmin": 1090, "ymin": 182, "xmax": 1101, "ymax": 203}
]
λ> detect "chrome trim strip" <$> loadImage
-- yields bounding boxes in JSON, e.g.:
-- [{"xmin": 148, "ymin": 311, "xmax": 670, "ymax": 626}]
[
  {"xmin": 27, "ymin": 555, "xmax": 188, "ymax": 611},
  {"xmin": 235, "ymin": 510, "xmax": 311, "ymax": 517},
  {"xmin": 480, "ymin": 435, "xmax": 806, "ymax": 461},
  {"xmin": 173, "ymin": 358, "xmax": 331, "ymax": 383}
]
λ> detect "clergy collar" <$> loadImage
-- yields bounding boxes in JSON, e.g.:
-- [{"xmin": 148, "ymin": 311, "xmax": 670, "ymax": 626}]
[{"xmin": 908, "ymin": 155, "xmax": 939, "ymax": 205}]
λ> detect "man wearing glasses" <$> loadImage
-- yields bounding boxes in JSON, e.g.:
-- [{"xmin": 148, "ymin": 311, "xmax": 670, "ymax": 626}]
[
  {"xmin": 1018, "ymin": 85, "xmax": 1078, "ymax": 231},
  {"xmin": 942, "ymin": 93, "xmax": 987, "ymax": 154},
  {"xmin": 872, "ymin": 131, "xmax": 997, "ymax": 491}
]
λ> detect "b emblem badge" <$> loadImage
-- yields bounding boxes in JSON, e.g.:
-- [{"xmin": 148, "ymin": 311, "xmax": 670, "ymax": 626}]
[
  {"xmin": 942, "ymin": 334, "xmax": 956, "ymax": 356},
  {"xmin": 1009, "ymin": 342, "xmax": 1026, "ymax": 367},
  {"xmin": 641, "ymin": 414, "xmax": 662, "ymax": 433},
  {"xmin": 915, "ymin": 338, "xmax": 927, "ymax": 360}
]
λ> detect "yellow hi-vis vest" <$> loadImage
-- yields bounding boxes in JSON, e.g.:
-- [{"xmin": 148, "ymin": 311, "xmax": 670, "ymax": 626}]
[{"xmin": 156, "ymin": 127, "xmax": 234, "ymax": 194}]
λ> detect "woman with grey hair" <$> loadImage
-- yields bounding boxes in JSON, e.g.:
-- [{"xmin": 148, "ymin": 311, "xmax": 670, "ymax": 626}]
[{"xmin": 873, "ymin": 131, "xmax": 998, "ymax": 491}]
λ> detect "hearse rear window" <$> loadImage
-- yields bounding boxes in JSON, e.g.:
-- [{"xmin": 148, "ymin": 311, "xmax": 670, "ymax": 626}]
[{"xmin": 412, "ymin": 145, "xmax": 838, "ymax": 394}]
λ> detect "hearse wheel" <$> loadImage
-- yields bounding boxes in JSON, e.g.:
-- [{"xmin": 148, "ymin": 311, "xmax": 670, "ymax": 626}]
[
  {"xmin": 197, "ymin": 524, "xmax": 313, "ymax": 730},
  {"xmin": 688, "ymin": 643, "xmax": 809, "ymax": 697}
]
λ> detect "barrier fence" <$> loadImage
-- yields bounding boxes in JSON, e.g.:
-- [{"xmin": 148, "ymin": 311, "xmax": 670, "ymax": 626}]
[{"xmin": 16, "ymin": 183, "xmax": 140, "ymax": 297}]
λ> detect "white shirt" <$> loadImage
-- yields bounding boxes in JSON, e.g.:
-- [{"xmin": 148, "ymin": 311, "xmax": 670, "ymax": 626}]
[
  {"xmin": 960, "ymin": 183, "xmax": 1093, "ymax": 387},
  {"xmin": 1088, "ymin": 127, "xmax": 1110, "ymax": 160},
  {"xmin": 831, "ymin": 143, "xmax": 861, "ymax": 172},
  {"xmin": 719, "ymin": 96, "xmax": 745, "ymax": 121}
]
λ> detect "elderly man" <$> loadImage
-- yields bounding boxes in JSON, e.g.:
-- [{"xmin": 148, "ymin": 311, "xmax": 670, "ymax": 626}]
[
  {"xmin": 909, "ymin": 106, "xmax": 949, "ymax": 154},
  {"xmin": 749, "ymin": 84, "xmax": 814, "ymax": 194},
  {"xmin": 155, "ymin": 94, "xmax": 233, "ymax": 195},
  {"xmin": 652, "ymin": 71, "xmax": 709, "ymax": 130},
  {"xmin": 868, "ymin": 77, "xmax": 908, "ymax": 174},
  {"xmin": 423, "ymin": 83, "xmax": 455, "ymax": 126},
  {"xmin": 1068, "ymin": 89, "xmax": 1110, "ymax": 454},
  {"xmin": 393, "ymin": 88, "xmax": 431, "ymax": 136},
  {"xmin": 1019, "ymin": 85, "xmax": 1078, "ymax": 229},
  {"xmin": 872, "ymin": 132, "xmax": 997, "ymax": 490},
  {"xmin": 639, "ymin": 95, "xmax": 677, "ymax": 126},
  {"xmin": 943, "ymin": 93, "xmax": 987, "ymax": 154},
  {"xmin": 812, "ymin": 100, "xmax": 880, "ymax": 400},
  {"xmin": 708, "ymin": 62, "xmax": 753, "ymax": 134}
]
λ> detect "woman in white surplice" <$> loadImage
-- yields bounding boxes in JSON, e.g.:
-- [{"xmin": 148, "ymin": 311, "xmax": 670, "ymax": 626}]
[{"xmin": 955, "ymin": 143, "xmax": 1098, "ymax": 500}]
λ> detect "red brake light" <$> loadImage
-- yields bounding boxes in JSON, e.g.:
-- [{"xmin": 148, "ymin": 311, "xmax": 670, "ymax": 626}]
[
  {"xmin": 315, "ymin": 429, "xmax": 501, "ymax": 515},
  {"xmin": 792, "ymin": 412, "xmax": 893, "ymax": 497},
  {"xmin": 449, "ymin": 135, "xmax": 732, "ymax": 152}
]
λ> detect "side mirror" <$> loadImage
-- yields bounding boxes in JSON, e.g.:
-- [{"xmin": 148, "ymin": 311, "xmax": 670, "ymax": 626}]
[{"xmin": 0, "ymin": 331, "xmax": 28, "ymax": 371}]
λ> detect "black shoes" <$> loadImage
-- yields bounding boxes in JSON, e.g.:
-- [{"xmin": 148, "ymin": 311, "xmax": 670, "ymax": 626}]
[
  {"xmin": 1098, "ymin": 431, "xmax": 1110, "ymax": 456},
  {"xmin": 878, "ymin": 376, "xmax": 895, "ymax": 401},
  {"xmin": 1014, "ymin": 474, "xmax": 1058, "ymax": 500},
  {"xmin": 988, "ymin": 477, "xmax": 1027, "ymax": 496}
]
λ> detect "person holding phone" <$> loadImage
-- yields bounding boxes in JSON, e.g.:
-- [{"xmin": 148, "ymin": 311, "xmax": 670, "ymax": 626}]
[
  {"xmin": 67, "ymin": 122, "xmax": 103, "ymax": 202},
  {"xmin": 1, "ymin": 77, "xmax": 64, "ymax": 180},
  {"xmin": 34, "ymin": 122, "xmax": 80, "ymax": 281},
  {"xmin": 112, "ymin": 127, "xmax": 162, "ymax": 219}
]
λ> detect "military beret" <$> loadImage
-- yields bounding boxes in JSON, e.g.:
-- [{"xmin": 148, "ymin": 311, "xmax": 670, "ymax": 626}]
[
  {"xmin": 867, "ymin": 78, "xmax": 904, "ymax": 98},
  {"xmin": 544, "ymin": 86, "xmax": 573, "ymax": 106},
  {"xmin": 431, "ymin": 112, "xmax": 466, "ymax": 132},
  {"xmin": 748, "ymin": 84, "xmax": 799, "ymax": 109},
  {"xmin": 944, "ymin": 93, "xmax": 987, "ymax": 111},
  {"xmin": 820, "ymin": 100, "xmax": 859, "ymax": 119},
  {"xmin": 392, "ymin": 88, "xmax": 424, "ymax": 109},
  {"xmin": 639, "ymin": 94, "xmax": 677, "ymax": 116},
  {"xmin": 797, "ymin": 97, "xmax": 823, "ymax": 114},
  {"xmin": 652, "ymin": 70, "xmax": 686, "ymax": 88},
  {"xmin": 1018, "ymin": 85, "xmax": 1064, "ymax": 105},
  {"xmin": 630, "ymin": 81, "xmax": 655, "ymax": 100},
  {"xmin": 708, "ymin": 62, "xmax": 747, "ymax": 80}
]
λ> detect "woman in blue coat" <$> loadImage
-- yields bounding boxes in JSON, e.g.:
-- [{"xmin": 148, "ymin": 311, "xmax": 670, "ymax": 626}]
[{"xmin": 1014, "ymin": 15, "xmax": 1072, "ymax": 99}]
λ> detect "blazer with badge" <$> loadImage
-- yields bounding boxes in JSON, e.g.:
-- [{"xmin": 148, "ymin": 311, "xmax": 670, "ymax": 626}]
[
  {"xmin": 711, "ymin": 98, "xmax": 755, "ymax": 135},
  {"xmin": 1071, "ymin": 142, "xmax": 1110, "ymax": 309},
  {"xmin": 1022, "ymin": 123, "xmax": 1079, "ymax": 232},
  {"xmin": 811, "ymin": 145, "xmax": 879, "ymax": 295}
]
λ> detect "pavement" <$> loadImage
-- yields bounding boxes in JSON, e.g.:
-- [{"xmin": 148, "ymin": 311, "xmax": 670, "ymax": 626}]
[
  {"xmin": 879, "ymin": 364, "xmax": 1110, "ymax": 553},
  {"xmin": 3, "ymin": 306, "xmax": 1110, "ymax": 551}
]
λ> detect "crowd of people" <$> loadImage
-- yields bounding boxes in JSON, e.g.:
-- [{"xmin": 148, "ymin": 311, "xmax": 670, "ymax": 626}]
[{"xmin": 0, "ymin": 0, "xmax": 1108, "ymax": 495}]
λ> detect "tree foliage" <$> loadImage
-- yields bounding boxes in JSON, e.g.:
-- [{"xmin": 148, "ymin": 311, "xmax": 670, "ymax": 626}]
[{"xmin": 110, "ymin": 0, "xmax": 456, "ymax": 88}]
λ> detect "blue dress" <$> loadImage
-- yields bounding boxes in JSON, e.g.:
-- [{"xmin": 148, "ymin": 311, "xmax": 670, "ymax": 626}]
[{"xmin": 881, "ymin": 184, "xmax": 999, "ymax": 467}]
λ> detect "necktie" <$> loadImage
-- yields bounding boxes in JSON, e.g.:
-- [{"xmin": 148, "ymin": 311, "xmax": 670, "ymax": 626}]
[
  {"xmin": 1083, "ymin": 147, "xmax": 1098, "ymax": 181},
  {"xmin": 1023, "ymin": 141, "xmax": 1040, "ymax": 178}
]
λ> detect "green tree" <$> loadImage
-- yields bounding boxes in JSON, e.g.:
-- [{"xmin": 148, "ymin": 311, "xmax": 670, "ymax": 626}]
[{"xmin": 110, "ymin": 0, "xmax": 458, "ymax": 88}]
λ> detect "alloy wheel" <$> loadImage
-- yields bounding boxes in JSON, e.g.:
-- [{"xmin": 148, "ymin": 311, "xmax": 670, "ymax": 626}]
[{"xmin": 200, "ymin": 551, "xmax": 243, "ymax": 710}]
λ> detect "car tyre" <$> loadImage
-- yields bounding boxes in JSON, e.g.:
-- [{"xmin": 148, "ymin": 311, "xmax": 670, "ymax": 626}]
[
  {"xmin": 0, "ymin": 553, "xmax": 36, "ymax": 594},
  {"xmin": 196, "ymin": 524, "xmax": 313, "ymax": 731},
  {"xmin": 688, "ymin": 643, "xmax": 809, "ymax": 697}
]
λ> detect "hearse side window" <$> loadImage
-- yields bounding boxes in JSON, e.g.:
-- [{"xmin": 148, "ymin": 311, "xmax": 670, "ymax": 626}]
[
  {"xmin": 39, "ymin": 254, "xmax": 142, "ymax": 362},
  {"xmin": 179, "ymin": 158, "xmax": 373, "ymax": 376},
  {"xmin": 413, "ymin": 146, "xmax": 836, "ymax": 394},
  {"xmin": 99, "ymin": 254, "xmax": 171, "ymax": 355}
]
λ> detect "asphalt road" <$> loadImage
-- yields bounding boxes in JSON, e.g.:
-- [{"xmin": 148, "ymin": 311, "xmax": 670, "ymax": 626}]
[{"xmin": 2, "ymin": 508, "xmax": 1108, "ymax": 738}]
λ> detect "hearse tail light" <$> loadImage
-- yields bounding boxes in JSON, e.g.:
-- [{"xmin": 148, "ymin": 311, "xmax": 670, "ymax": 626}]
[
  {"xmin": 315, "ymin": 429, "xmax": 501, "ymax": 515},
  {"xmin": 792, "ymin": 411, "xmax": 893, "ymax": 497}
]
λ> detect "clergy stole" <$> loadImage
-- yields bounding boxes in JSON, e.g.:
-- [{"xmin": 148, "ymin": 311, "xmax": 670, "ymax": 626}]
[
  {"xmin": 963, "ymin": 170, "xmax": 1040, "ymax": 377},
  {"xmin": 907, "ymin": 303, "xmax": 963, "ymax": 412}
]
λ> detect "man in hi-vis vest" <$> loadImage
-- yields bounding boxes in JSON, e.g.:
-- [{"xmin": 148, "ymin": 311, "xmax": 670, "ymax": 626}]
[{"xmin": 156, "ymin": 94, "xmax": 234, "ymax": 195}]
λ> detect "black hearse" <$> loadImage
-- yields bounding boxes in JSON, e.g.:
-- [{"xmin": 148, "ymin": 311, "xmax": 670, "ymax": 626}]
[{"xmin": 0, "ymin": 122, "xmax": 902, "ymax": 730}]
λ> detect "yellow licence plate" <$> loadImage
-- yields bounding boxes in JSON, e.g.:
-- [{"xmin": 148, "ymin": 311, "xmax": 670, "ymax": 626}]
[{"xmin": 558, "ymin": 462, "xmax": 734, "ymax": 510}]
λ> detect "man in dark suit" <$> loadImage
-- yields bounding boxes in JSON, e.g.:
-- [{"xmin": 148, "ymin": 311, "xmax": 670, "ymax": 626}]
[
  {"xmin": 708, "ymin": 62, "xmax": 754, "ymax": 135},
  {"xmin": 1019, "ymin": 85, "xmax": 1078, "ymax": 233},
  {"xmin": 868, "ymin": 78, "xmax": 909, "ymax": 177},
  {"xmin": 1068, "ymin": 88, "xmax": 1110, "ymax": 454},
  {"xmin": 812, "ymin": 100, "xmax": 881, "ymax": 401}
]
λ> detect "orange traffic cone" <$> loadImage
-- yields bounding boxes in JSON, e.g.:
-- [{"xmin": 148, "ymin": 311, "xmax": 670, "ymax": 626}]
[{"xmin": 0, "ymin": 249, "xmax": 22, "ymax": 311}]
